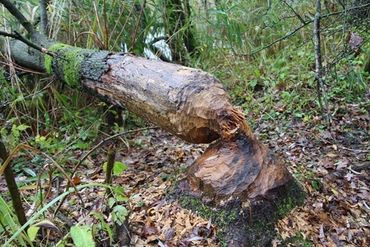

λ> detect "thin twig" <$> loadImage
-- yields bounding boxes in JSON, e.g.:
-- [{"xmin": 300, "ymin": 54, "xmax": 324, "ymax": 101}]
[
  {"xmin": 53, "ymin": 126, "xmax": 158, "ymax": 216},
  {"xmin": 42, "ymin": 153, "xmax": 86, "ymax": 210},
  {"xmin": 339, "ymin": 146, "xmax": 369, "ymax": 153},
  {"xmin": 0, "ymin": 60, "xmax": 46, "ymax": 75},
  {"xmin": 247, "ymin": 23, "xmax": 310, "ymax": 56},
  {"xmin": 282, "ymin": 0, "xmax": 307, "ymax": 25},
  {"xmin": 313, "ymin": 0, "xmax": 324, "ymax": 112},
  {"xmin": 0, "ymin": 138, "xmax": 27, "ymax": 226},
  {"xmin": 105, "ymin": 147, "xmax": 116, "ymax": 196},
  {"xmin": 0, "ymin": 0, "xmax": 35, "ymax": 34}
]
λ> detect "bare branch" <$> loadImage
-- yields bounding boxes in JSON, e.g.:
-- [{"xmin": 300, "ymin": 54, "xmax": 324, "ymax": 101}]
[
  {"xmin": 243, "ymin": 2, "xmax": 370, "ymax": 57},
  {"xmin": 282, "ymin": 0, "xmax": 307, "ymax": 25},
  {"xmin": 0, "ymin": 30, "xmax": 54, "ymax": 56},
  {"xmin": 313, "ymin": 0, "xmax": 324, "ymax": 110},
  {"xmin": 0, "ymin": 0, "xmax": 35, "ymax": 34},
  {"xmin": 246, "ymin": 22, "xmax": 310, "ymax": 56},
  {"xmin": 313, "ymin": 0, "xmax": 330, "ymax": 122}
]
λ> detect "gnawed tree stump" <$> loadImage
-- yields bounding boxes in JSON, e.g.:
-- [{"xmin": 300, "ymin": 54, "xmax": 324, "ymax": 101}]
[
  {"xmin": 175, "ymin": 178, "xmax": 305, "ymax": 246},
  {"xmin": 8, "ymin": 37, "xmax": 305, "ymax": 246},
  {"xmin": 173, "ymin": 131, "xmax": 305, "ymax": 246}
]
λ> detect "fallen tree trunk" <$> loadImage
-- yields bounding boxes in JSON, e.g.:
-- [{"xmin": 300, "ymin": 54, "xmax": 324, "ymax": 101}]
[
  {"xmin": 8, "ymin": 35, "xmax": 304, "ymax": 246},
  {"xmin": 11, "ymin": 41, "xmax": 251, "ymax": 144}
]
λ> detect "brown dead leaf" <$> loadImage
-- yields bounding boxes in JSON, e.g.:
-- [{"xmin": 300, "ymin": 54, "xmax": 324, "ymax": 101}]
[{"xmin": 143, "ymin": 224, "xmax": 159, "ymax": 237}]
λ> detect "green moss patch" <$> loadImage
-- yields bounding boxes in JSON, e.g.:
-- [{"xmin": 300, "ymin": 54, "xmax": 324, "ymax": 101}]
[
  {"xmin": 44, "ymin": 43, "xmax": 92, "ymax": 87},
  {"xmin": 281, "ymin": 233, "xmax": 314, "ymax": 247},
  {"xmin": 179, "ymin": 196, "xmax": 239, "ymax": 229}
]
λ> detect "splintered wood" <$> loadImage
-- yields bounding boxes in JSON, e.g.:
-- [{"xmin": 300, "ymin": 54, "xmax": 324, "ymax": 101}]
[{"xmin": 187, "ymin": 130, "xmax": 291, "ymax": 200}]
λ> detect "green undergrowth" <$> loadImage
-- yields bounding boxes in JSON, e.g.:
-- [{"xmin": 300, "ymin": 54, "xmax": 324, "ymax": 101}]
[{"xmin": 198, "ymin": 42, "xmax": 369, "ymax": 129}]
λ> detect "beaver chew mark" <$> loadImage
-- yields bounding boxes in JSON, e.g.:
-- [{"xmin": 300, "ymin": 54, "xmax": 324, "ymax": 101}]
[
  {"xmin": 187, "ymin": 132, "xmax": 291, "ymax": 201},
  {"xmin": 187, "ymin": 127, "xmax": 220, "ymax": 144}
]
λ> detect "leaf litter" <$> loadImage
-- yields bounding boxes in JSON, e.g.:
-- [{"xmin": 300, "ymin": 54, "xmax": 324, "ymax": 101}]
[{"xmin": 0, "ymin": 101, "xmax": 369, "ymax": 246}]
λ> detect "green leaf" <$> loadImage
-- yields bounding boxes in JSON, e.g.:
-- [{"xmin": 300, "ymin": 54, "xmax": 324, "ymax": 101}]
[
  {"xmin": 311, "ymin": 180, "xmax": 320, "ymax": 191},
  {"xmin": 249, "ymin": 79, "xmax": 258, "ymax": 88},
  {"xmin": 112, "ymin": 186, "xmax": 128, "ymax": 202},
  {"xmin": 70, "ymin": 225, "xmax": 95, "ymax": 247},
  {"xmin": 90, "ymin": 212, "xmax": 113, "ymax": 244},
  {"xmin": 108, "ymin": 197, "xmax": 116, "ymax": 208},
  {"xmin": 112, "ymin": 205, "xmax": 129, "ymax": 225},
  {"xmin": 73, "ymin": 141, "xmax": 89, "ymax": 150},
  {"xmin": 103, "ymin": 161, "xmax": 128, "ymax": 176},
  {"xmin": 16, "ymin": 124, "xmax": 30, "ymax": 131},
  {"xmin": 23, "ymin": 167, "xmax": 37, "ymax": 177},
  {"xmin": 293, "ymin": 112, "xmax": 303, "ymax": 118},
  {"xmin": 112, "ymin": 161, "xmax": 128, "ymax": 176},
  {"xmin": 27, "ymin": 226, "xmax": 40, "ymax": 241}
]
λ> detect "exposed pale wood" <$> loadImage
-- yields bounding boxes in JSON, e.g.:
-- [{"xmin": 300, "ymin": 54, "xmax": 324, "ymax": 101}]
[
  {"xmin": 187, "ymin": 131, "xmax": 291, "ymax": 200},
  {"xmin": 82, "ymin": 53, "xmax": 253, "ymax": 143}
]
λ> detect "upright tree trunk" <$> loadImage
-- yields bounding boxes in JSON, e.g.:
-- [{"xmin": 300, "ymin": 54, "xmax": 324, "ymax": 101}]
[{"xmin": 0, "ymin": 139, "xmax": 27, "ymax": 227}]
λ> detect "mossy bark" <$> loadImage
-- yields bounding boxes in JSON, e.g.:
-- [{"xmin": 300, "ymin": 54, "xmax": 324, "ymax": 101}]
[{"xmin": 44, "ymin": 43, "xmax": 110, "ymax": 88}]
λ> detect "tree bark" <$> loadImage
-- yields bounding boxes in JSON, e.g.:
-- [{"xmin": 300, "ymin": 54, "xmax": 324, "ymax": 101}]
[
  {"xmin": 0, "ymin": 139, "xmax": 27, "ymax": 227},
  {"xmin": 14, "ymin": 41, "xmax": 251, "ymax": 144}
]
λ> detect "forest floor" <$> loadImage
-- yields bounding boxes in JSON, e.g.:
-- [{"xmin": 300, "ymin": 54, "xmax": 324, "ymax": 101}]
[{"xmin": 0, "ymin": 100, "xmax": 369, "ymax": 247}]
